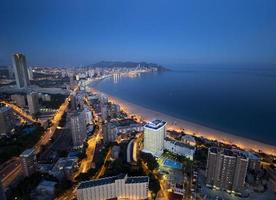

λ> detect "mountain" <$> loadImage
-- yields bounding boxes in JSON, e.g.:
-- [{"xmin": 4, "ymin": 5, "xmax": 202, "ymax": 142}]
[{"xmin": 86, "ymin": 61, "xmax": 169, "ymax": 71}]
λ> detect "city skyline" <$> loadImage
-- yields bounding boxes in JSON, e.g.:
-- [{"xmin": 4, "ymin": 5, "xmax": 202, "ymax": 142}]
[{"xmin": 0, "ymin": 0, "xmax": 276, "ymax": 66}]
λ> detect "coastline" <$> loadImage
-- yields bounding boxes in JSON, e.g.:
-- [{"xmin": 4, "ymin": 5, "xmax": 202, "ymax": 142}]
[{"xmin": 90, "ymin": 87, "xmax": 276, "ymax": 156}]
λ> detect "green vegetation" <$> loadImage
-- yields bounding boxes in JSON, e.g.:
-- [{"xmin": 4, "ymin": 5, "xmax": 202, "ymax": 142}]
[
  {"xmin": 40, "ymin": 94, "xmax": 67, "ymax": 109},
  {"xmin": 141, "ymin": 152, "xmax": 159, "ymax": 171},
  {"xmin": 0, "ymin": 125, "xmax": 44, "ymax": 163},
  {"xmin": 148, "ymin": 172, "xmax": 161, "ymax": 195},
  {"xmin": 7, "ymin": 172, "xmax": 58, "ymax": 199}
]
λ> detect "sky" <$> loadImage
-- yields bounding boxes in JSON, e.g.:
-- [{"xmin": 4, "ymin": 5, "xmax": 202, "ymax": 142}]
[{"xmin": 0, "ymin": 0, "xmax": 276, "ymax": 67}]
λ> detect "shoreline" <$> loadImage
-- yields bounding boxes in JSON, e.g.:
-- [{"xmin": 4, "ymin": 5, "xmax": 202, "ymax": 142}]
[{"xmin": 90, "ymin": 87, "xmax": 276, "ymax": 156}]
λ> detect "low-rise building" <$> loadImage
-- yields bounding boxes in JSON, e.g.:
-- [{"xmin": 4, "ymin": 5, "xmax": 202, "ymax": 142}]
[
  {"xmin": 164, "ymin": 137, "xmax": 195, "ymax": 160},
  {"xmin": 49, "ymin": 158, "xmax": 78, "ymax": 181},
  {"xmin": 77, "ymin": 174, "xmax": 149, "ymax": 200},
  {"xmin": 11, "ymin": 94, "xmax": 26, "ymax": 107},
  {"xmin": 181, "ymin": 135, "xmax": 196, "ymax": 146}
]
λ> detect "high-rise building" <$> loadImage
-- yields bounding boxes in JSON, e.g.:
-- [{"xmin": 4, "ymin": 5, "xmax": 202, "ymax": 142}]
[
  {"xmin": 143, "ymin": 119, "xmax": 166, "ymax": 157},
  {"xmin": 12, "ymin": 53, "xmax": 30, "ymax": 88},
  {"xmin": 206, "ymin": 147, "xmax": 249, "ymax": 194},
  {"xmin": 103, "ymin": 122, "xmax": 117, "ymax": 144},
  {"xmin": 28, "ymin": 67, "xmax": 33, "ymax": 80},
  {"xmin": 77, "ymin": 174, "xmax": 149, "ymax": 200},
  {"xmin": 0, "ymin": 106, "xmax": 14, "ymax": 134},
  {"xmin": 101, "ymin": 104, "xmax": 108, "ymax": 121},
  {"xmin": 83, "ymin": 107, "xmax": 93, "ymax": 125},
  {"xmin": 71, "ymin": 112, "xmax": 87, "ymax": 148},
  {"xmin": 27, "ymin": 92, "xmax": 39, "ymax": 115},
  {"xmin": 20, "ymin": 148, "xmax": 37, "ymax": 177}
]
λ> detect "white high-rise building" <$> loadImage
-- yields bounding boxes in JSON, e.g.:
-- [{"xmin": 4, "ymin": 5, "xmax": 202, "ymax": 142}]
[
  {"xmin": 77, "ymin": 174, "xmax": 149, "ymax": 200},
  {"xmin": 27, "ymin": 92, "xmax": 39, "ymax": 115},
  {"xmin": 143, "ymin": 119, "xmax": 166, "ymax": 157},
  {"xmin": 71, "ymin": 112, "xmax": 87, "ymax": 148},
  {"xmin": 12, "ymin": 53, "xmax": 30, "ymax": 88}
]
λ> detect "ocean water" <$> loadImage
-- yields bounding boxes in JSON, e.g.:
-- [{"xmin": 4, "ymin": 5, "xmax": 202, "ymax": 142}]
[{"xmin": 92, "ymin": 65, "xmax": 276, "ymax": 146}]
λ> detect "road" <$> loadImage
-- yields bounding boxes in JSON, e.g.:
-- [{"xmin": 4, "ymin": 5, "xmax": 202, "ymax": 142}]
[
  {"xmin": 0, "ymin": 92, "xmax": 72, "ymax": 189},
  {"xmin": 94, "ymin": 147, "xmax": 112, "ymax": 179},
  {"xmin": 78, "ymin": 132, "xmax": 101, "ymax": 174},
  {"xmin": 0, "ymin": 100, "xmax": 41, "ymax": 124},
  {"xmin": 34, "ymin": 95, "xmax": 70, "ymax": 153},
  {"xmin": 0, "ymin": 158, "xmax": 22, "ymax": 188}
]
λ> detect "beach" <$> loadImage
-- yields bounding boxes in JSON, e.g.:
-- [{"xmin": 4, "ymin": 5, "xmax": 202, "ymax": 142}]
[{"xmin": 91, "ymin": 88, "xmax": 276, "ymax": 156}]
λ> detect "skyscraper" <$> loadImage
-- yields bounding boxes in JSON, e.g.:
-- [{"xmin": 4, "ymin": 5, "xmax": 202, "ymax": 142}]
[
  {"xmin": 27, "ymin": 92, "xmax": 39, "ymax": 115},
  {"xmin": 206, "ymin": 147, "xmax": 249, "ymax": 194},
  {"xmin": 71, "ymin": 112, "xmax": 87, "ymax": 148},
  {"xmin": 0, "ymin": 105, "xmax": 14, "ymax": 134},
  {"xmin": 143, "ymin": 119, "xmax": 166, "ymax": 157},
  {"xmin": 12, "ymin": 53, "xmax": 30, "ymax": 88},
  {"xmin": 20, "ymin": 148, "xmax": 37, "ymax": 177}
]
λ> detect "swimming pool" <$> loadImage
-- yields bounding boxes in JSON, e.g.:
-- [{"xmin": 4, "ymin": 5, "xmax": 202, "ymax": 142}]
[{"xmin": 163, "ymin": 159, "xmax": 183, "ymax": 169}]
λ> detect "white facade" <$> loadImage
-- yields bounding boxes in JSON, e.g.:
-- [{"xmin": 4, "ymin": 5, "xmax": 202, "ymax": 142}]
[
  {"xmin": 143, "ymin": 119, "xmax": 166, "ymax": 157},
  {"xmin": 164, "ymin": 137, "xmax": 195, "ymax": 160},
  {"xmin": 77, "ymin": 175, "xmax": 148, "ymax": 200}
]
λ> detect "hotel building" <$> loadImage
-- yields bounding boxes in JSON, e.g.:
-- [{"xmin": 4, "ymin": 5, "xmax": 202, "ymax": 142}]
[
  {"xmin": 77, "ymin": 174, "xmax": 149, "ymax": 200},
  {"xmin": 206, "ymin": 147, "xmax": 249, "ymax": 193},
  {"xmin": 143, "ymin": 119, "xmax": 166, "ymax": 157}
]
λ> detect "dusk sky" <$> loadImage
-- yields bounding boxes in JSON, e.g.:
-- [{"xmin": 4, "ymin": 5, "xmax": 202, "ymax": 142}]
[{"xmin": 0, "ymin": 0, "xmax": 275, "ymax": 67}]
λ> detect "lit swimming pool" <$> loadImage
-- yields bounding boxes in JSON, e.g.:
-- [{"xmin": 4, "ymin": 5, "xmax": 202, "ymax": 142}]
[{"xmin": 163, "ymin": 159, "xmax": 183, "ymax": 169}]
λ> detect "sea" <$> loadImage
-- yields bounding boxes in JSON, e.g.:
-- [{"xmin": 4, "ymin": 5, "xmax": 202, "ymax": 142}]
[{"xmin": 91, "ymin": 64, "xmax": 276, "ymax": 146}]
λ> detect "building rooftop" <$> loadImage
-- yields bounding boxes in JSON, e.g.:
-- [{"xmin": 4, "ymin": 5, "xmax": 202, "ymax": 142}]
[
  {"xmin": 165, "ymin": 137, "xmax": 195, "ymax": 150},
  {"xmin": 125, "ymin": 176, "xmax": 149, "ymax": 184},
  {"xmin": 78, "ymin": 174, "xmax": 148, "ymax": 189},
  {"xmin": 209, "ymin": 147, "xmax": 247, "ymax": 159},
  {"xmin": 144, "ymin": 119, "xmax": 166, "ymax": 130}
]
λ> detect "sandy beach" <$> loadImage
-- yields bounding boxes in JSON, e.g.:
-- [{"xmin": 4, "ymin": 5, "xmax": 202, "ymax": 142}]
[{"xmin": 91, "ymin": 88, "xmax": 276, "ymax": 156}]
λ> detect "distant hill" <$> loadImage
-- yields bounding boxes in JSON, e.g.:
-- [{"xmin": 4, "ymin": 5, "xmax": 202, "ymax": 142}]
[{"xmin": 86, "ymin": 61, "xmax": 169, "ymax": 71}]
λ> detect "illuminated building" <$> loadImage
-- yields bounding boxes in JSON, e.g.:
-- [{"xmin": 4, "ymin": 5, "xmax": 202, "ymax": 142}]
[
  {"xmin": 181, "ymin": 135, "xmax": 196, "ymax": 146},
  {"xmin": 12, "ymin": 53, "xmax": 30, "ymax": 88},
  {"xmin": 206, "ymin": 147, "xmax": 248, "ymax": 193},
  {"xmin": 143, "ymin": 119, "xmax": 166, "ymax": 157},
  {"xmin": 77, "ymin": 174, "xmax": 149, "ymax": 200}
]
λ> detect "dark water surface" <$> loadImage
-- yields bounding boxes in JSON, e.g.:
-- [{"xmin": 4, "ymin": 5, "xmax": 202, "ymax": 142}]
[{"xmin": 92, "ymin": 65, "xmax": 276, "ymax": 145}]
